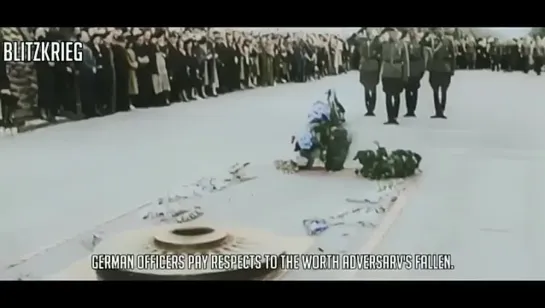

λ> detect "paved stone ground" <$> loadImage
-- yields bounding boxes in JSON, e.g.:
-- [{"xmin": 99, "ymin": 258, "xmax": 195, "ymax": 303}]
[{"xmin": 0, "ymin": 70, "xmax": 543, "ymax": 280}]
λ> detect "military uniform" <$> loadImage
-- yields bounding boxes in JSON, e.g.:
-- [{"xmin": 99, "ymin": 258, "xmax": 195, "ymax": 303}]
[
  {"xmin": 489, "ymin": 39, "xmax": 503, "ymax": 71},
  {"xmin": 404, "ymin": 36, "xmax": 427, "ymax": 117},
  {"xmin": 426, "ymin": 34, "xmax": 455, "ymax": 119},
  {"xmin": 465, "ymin": 38, "xmax": 477, "ymax": 70},
  {"xmin": 358, "ymin": 37, "xmax": 381, "ymax": 116},
  {"xmin": 476, "ymin": 38, "xmax": 488, "ymax": 69},
  {"xmin": 518, "ymin": 39, "xmax": 532, "ymax": 74},
  {"xmin": 455, "ymin": 39, "xmax": 466, "ymax": 69},
  {"xmin": 380, "ymin": 36, "xmax": 409, "ymax": 125},
  {"xmin": 533, "ymin": 40, "xmax": 545, "ymax": 75},
  {"xmin": 501, "ymin": 41, "xmax": 512, "ymax": 71},
  {"xmin": 510, "ymin": 41, "xmax": 522, "ymax": 71}
]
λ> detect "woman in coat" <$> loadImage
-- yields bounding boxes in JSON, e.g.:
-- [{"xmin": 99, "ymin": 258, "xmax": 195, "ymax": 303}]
[
  {"xmin": 403, "ymin": 29, "xmax": 428, "ymax": 117},
  {"xmin": 151, "ymin": 32, "xmax": 171, "ymax": 106},
  {"xmin": 126, "ymin": 36, "xmax": 139, "ymax": 107}
]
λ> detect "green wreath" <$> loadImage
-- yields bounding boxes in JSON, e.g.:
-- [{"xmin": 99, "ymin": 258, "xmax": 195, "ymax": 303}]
[{"xmin": 353, "ymin": 141, "xmax": 422, "ymax": 180}]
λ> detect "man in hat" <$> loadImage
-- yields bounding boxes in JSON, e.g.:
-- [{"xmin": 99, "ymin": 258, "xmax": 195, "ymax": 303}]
[
  {"xmin": 464, "ymin": 35, "xmax": 477, "ymax": 70},
  {"xmin": 403, "ymin": 28, "xmax": 427, "ymax": 117},
  {"xmin": 502, "ymin": 39, "xmax": 515, "ymax": 71},
  {"xmin": 380, "ymin": 28, "xmax": 409, "ymax": 125},
  {"xmin": 214, "ymin": 32, "xmax": 230, "ymax": 94},
  {"xmin": 75, "ymin": 30, "xmax": 98, "ymax": 118},
  {"xmin": 112, "ymin": 35, "xmax": 131, "ymax": 112},
  {"xmin": 0, "ymin": 43, "xmax": 17, "ymax": 135},
  {"xmin": 132, "ymin": 29, "xmax": 156, "ymax": 107},
  {"xmin": 357, "ymin": 28, "xmax": 381, "ymax": 116},
  {"xmin": 101, "ymin": 31, "xmax": 117, "ymax": 113},
  {"xmin": 52, "ymin": 31, "xmax": 79, "ymax": 118},
  {"xmin": 489, "ymin": 37, "xmax": 503, "ymax": 71},
  {"xmin": 35, "ymin": 28, "xmax": 64, "ymax": 122},
  {"xmin": 89, "ymin": 30, "xmax": 114, "ymax": 115},
  {"xmin": 166, "ymin": 32, "xmax": 187, "ymax": 102},
  {"xmin": 510, "ymin": 38, "xmax": 522, "ymax": 71},
  {"xmin": 520, "ymin": 36, "xmax": 533, "ymax": 74},
  {"xmin": 533, "ymin": 37, "xmax": 545, "ymax": 75},
  {"xmin": 426, "ymin": 27, "xmax": 456, "ymax": 119}
]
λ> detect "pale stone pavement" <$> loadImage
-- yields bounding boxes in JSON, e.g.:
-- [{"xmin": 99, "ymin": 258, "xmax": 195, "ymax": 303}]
[{"xmin": 0, "ymin": 70, "xmax": 543, "ymax": 280}]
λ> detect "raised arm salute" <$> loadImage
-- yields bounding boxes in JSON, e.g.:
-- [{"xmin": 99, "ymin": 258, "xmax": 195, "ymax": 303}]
[
  {"xmin": 380, "ymin": 28, "xmax": 409, "ymax": 125},
  {"xmin": 357, "ymin": 28, "xmax": 381, "ymax": 117},
  {"xmin": 425, "ymin": 28, "xmax": 456, "ymax": 119}
]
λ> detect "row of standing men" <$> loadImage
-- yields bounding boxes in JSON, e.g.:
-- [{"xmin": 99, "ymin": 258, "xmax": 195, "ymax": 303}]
[
  {"xmin": 356, "ymin": 28, "xmax": 545, "ymax": 125},
  {"xmin": 454, "ymin": 36, "xmax": 545, "ymax": 74},
  {"xmin": 356, "ymin": 27, "xmax": 455, "ymax": 125}
]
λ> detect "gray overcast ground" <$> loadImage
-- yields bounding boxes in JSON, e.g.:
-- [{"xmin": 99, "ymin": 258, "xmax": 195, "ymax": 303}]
[{"xmin": 1, "ymin": 70, "xmax": 544, "ymax": 280}]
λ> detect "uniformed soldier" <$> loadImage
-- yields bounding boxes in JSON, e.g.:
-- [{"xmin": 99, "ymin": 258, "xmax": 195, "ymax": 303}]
[
  {"xmin": 533, "ymin": 36, "xmax": 545, "ymax": 75},
  {"xmin": 425, "ymin": 28, "xmax": 456, "ymax": 119},
  {"xmin": 511, "ymin": 38, "xmax": 523, "ymax": 71},
  {"xmin": 380, "ymin": 28, "xmax": 409, "ymax": 125},
  {"xmin": 358, "ymin": 28, "xmax": 381, "ymax": 116},
  {"xmin": 504, "ymin": 39, "xmax": 518, "ymax": 71},
  {"xmin": 476, "ymin": 38, "xmax": 488, "ymax": 69},
  {"xmin": 465, "ymin": 35, "xmax": 477, "ymax": 70},
  {"xmin": 489, "ymin": 38, "xmax": 503, "ymax": 71},
  {"xmin": 521, "ymin": 36, "xmax": 533, "ymax": 74},
  {"xmin": 454, "ymin": 37, "xmax": 466, "ymax": 69},
  {"xmin": 403, "ymin": 28, "xmax": 427, "ymax": 117}
]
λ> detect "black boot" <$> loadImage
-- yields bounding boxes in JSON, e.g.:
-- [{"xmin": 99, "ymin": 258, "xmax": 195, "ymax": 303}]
[
  {"xmin": 431, "ymin": 88, "xmax": 443, "ymax": 118},
  {"xmin": 367, "ymin": 88, "xmax": 376, "ymax": 116},
  {"xmin": 364, "ymin": 88, "xmax": 375, "ymax": 116},
  {"xmin": 393, "ymin": 93, "xmax": 401, "ymax": 119},
  {"xmin": 384, "ymin": 94, "xmax": 398, "ymax": 125},
  {"xmin": 404, "ymin": 90, "xmax": 415, "ymax": 117},
  {"xmin": 180, "ymin": 90, "xmax": 189, "ymax": 102},
  {"xmin": 412, "ymin": 90, "xmax": 418, "ymax": 116},
  {"xmin": 439, "ymin": 86, "xmax": 448, "ymax": 118}
]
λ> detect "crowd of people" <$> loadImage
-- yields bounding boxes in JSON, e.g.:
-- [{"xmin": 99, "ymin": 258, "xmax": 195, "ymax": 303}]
[
  {"xmin": 0, "ymin": 27, "xmax": 354, "ymax": 132},
  {"xmin": 1, "ymin": 27, "xmax": 544, "ymax": 133}
]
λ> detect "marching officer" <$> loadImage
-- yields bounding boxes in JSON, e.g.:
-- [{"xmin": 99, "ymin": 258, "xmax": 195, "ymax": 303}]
[
  {"xmin": 358, "ymin": 28, "xmax": 381, "ymax": 116},
  {"xmin": 403, "ymin": 28, "xmax": 427, "ymax": 117},
  {"xmin": 380, "ymin": 28, "xmax": 409, "ymax": 125},
  {"xmin": 425, "ymin": 27, "xmax": 456, "ymax": 119}
]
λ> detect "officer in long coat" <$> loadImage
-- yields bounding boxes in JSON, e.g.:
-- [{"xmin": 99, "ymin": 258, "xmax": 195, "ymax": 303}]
[
  {"xmin": 425, "ymin": 28, "xmax": 456, "ymax": 119},
  {"xmin": 403, "ymin": 29, "xmax": 428, "ymax": 117},
  {"xmin": 489, "ymin": 38, "xmax": 503, "ymax": 71},
  {"xmin": 357, "ymin": 28, "xmax": 381, "ymax": 116},
  {"xmin": 533, "ymin": 37, "xmax": 545, "ymax": 75},
  {"xmin": 380, "ymin": 28, "xmax": 409, "ymax": 125}
]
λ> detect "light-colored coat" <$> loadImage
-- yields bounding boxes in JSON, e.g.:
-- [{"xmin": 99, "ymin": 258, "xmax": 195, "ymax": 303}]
[{"xmin": 126, "ymin": 48, "xmax": 138, "ymax": 95}]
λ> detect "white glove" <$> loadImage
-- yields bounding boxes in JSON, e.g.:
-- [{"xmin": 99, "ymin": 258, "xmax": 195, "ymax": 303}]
[{"xmin": 295, "ymin": 155, "xmax": 309, "ymax": 167}]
